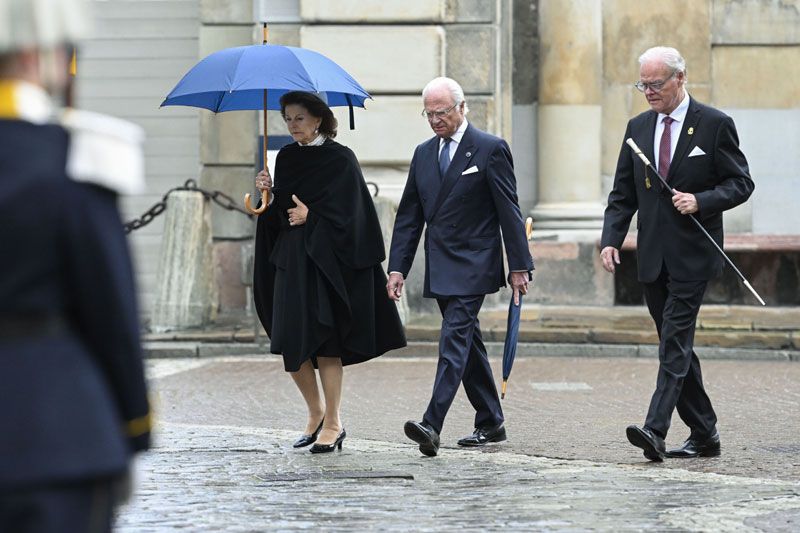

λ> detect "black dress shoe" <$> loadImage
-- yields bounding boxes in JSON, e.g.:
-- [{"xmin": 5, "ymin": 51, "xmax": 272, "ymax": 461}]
[
  {"xmin": 404, "ymin": 420, "xmax": 440, "ymax": 457},
  {"xmin": 457, "ymin": 424, "xmax": 507, "ymax": 447},
  {"xmin": 309, "ymin": 428, "xmax": 346, "ymax": 454},
  {"xmin": 293, "ymin": 419, "xmax": 324, "ymax": 448},
  {"xmin": 665, "ymin": 430, "xmax": 721, "ymax": 458},
  {"xmin": 626, "ymin": 425, "xmax": 666, "ymax": 462}
]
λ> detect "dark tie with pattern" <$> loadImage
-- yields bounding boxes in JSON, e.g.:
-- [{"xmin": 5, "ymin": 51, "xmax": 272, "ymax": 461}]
[
  {"xmin": 658, "ymin": 116, "xmax": 674, "ymax": 178},
  {"xmin": 439, "ymin": 137, "xmax": 451, "ymax": 178}
]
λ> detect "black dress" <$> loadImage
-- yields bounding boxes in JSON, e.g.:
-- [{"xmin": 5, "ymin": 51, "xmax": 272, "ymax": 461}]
[{"xmin": 253, "ymin": 139, "xmax": 406, "ymax": 372}]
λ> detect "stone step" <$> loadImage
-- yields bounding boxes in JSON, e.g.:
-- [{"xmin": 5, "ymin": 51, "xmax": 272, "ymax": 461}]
[
  {"xmin": 142, "ymin": 340, "xmax": 800, "ymax": 362},
  {"xmin": 402, "ymin": 325, "xmax": 798, "ymax": 350},
  {"xmin": 142, "ymin": 305, "xmax": 800, "ymax": 355}
]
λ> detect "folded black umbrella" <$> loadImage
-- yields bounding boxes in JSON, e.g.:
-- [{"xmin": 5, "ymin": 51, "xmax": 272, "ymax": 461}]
[{"xmin": 501, "ymin": 217, "xmax": 533, "ymax": 399}]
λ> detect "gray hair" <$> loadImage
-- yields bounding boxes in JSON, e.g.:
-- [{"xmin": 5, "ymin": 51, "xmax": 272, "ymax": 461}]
[
  {"xmin": 422, "ymin": 77, "xmax": 470, "ymax": 114},
  {"xmin": 638, "ymin": 46, "xmax": 686, "ymax": 75}
]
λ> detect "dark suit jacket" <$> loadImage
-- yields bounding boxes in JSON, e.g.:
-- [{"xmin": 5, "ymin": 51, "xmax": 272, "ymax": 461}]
[
  {"xmin": 601, "ymin": 97, "xmax": 754, "ymax": 283},
  {"xmin": 0, "ymin": 119, "xmax": 150, "ymax": 488},
  {"xmin": 389, "ymin": 123, "xmax": 533, "ymax": 297}
]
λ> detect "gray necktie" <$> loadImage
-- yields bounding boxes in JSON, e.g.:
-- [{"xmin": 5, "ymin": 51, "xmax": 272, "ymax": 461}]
[{"xmin": 439, "ymin": 138, "xmax": 451, "ymax": 178}]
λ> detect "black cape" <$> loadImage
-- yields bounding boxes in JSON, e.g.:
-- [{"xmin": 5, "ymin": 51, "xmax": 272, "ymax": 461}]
[{"xmin": 253, "ymin": 139, "xmax": 406, "ymax": 372}]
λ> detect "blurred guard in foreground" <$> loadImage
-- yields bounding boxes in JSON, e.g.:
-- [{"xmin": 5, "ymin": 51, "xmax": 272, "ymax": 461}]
[{"xmin": 0, "ymin": 1, "xmax": 151, "ymax": 531}]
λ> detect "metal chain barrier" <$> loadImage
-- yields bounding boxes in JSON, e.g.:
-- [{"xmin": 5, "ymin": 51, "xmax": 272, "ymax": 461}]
[
  {"xmin": 367, "ymin": 181, "xmax": 379, "ymax": 198},
  {"xmin": 123, "ymin": 179, "xmax": 253, "ymax": 234},
  {"xmin": 124, "ymin": 178, "xmax": 381, "ymax": 234}
]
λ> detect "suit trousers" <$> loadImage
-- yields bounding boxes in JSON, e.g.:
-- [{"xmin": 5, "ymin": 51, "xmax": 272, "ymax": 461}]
[
  {"xmin": 423, "ymin": 295, "xmax": 504, "ymax": 434},
  {"xmin": 642, "ymin": 265, "xmax": 718, "ymax": 439},
  {"xmin": 0, "ymin": 476, "xmax": 119, "ymax": 533}
]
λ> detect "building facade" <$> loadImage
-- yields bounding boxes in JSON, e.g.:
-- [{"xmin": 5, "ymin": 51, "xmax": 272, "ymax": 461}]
[{"xmin": 76, "ymin": 0, "xmax": 800, "ymax": 324}]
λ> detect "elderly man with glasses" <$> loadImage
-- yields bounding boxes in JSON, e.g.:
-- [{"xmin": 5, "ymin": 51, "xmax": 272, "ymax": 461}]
[
  {"xmin": 387, "ymin": 77, "xmax": 533, "ymax": 457},
  {"xmin": 600, "ymin": 47, "xmax": 754, "ymax": 461}
]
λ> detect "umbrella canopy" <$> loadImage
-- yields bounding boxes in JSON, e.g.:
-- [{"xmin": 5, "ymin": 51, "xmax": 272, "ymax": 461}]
[
  {"xmin": 160, "ymin": 44, "xmax": 370, "ymax": 112},
  {"xmin": 161, "ymin": 36, "xmax": 371, "ymax": 214},
  {"xmin": 501, "ymin": 217, "xmax": 534, "ymax": 399}
]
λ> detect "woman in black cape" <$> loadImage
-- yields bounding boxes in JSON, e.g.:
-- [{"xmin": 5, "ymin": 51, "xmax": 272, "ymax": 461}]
[{"xmin": 253, "ymin": 91, "xmax": 406, "ymax": 453}]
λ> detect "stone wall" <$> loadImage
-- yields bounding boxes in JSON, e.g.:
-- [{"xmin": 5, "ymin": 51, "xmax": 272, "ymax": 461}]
[
  {"xmin": 523, "ymin": 0, "xmax": 799, "ymax": 306},
  {"xmin": 195, "ymin": 0, "xmax": 258, "ymax": 315},
  {"xmin": 196, "ymin": 0, "xmax": 799, "ymax": 316},
  {"xmin": 194, "ymin": 0, "xmax": 519, "ymax": 315},
  {"xmin": 266, "ymin": 0, "xmax": 510, "ymax": 202},
  {"xmin": 600, "ymin": 0, "xmax": 800, "ymax": 237}
]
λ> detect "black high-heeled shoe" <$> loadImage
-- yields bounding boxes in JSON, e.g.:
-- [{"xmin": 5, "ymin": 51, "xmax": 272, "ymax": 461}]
[
  {"xmin": 309, "ymin": 428, "xmax": 346, "ymax": 454},
  {"xmin": 293, "ymin": 419, "xmax": 324, "ymax": 448}
]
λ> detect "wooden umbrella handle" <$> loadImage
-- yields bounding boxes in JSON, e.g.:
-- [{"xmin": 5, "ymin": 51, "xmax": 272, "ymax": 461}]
[
  {"xmin": 245, "ymin": 84, "xmax": 271, "ymax": 216},
  {"xmin": 244, "ymin": 189, "xmax": 269, "ymax": 215},
  {"xmin": 525, "ymin": 217, "xmax": 533, "ymax": 240}
]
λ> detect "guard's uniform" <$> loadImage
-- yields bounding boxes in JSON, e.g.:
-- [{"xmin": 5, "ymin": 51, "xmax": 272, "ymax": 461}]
[{"xmin": 0, "ymin": 80, "xmax": 151, "ymax": 532}]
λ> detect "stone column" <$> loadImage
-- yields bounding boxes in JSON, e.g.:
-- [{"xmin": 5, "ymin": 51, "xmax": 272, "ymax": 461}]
[
  {"xmin": 199, "ymin": 0, "xmax": 257, "ymax": 315},
  {"xmin": 511, "ymin": 0, "xmax": 539, "ymax": 215},
  {"xmin": 531, "ymin": 0, "xmax": 604, "ymax": 238}
]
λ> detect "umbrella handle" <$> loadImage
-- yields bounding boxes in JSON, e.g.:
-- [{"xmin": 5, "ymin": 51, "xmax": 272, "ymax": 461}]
[
  {"xmin": 525, "ymin": 217, "xmax": 533, "ymax": 241},
  {"xmin": 244, "ymin": 189, "xmax": 269, "ymax": 215}
]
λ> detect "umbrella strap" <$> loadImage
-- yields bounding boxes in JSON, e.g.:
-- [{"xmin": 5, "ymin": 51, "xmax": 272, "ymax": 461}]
[{"xmin": 345, "ymin": 94, "xmax": 355, "ymax": 130}]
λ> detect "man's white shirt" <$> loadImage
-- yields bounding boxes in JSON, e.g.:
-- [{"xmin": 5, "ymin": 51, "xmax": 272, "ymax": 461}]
[{"xmin": 653, "ymin": 92, "xmax": 690, "ymax": 174}]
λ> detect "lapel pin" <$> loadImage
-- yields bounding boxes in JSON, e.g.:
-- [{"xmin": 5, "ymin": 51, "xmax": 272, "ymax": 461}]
[
  {"xmin": 465, "ymin": 151, "xmax": 472, "ymax": 158},
  {"xmin": 687, "ymin": 127, "xmax": 694, "ymax": 135}
]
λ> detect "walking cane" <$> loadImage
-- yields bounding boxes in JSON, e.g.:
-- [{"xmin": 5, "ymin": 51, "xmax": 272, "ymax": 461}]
[{"xmin": 625, "ymin": 138, "xmax": 765, "ymax": 306}]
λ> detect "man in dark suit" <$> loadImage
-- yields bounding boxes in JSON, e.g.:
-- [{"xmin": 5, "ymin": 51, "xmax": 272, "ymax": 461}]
[
  {"xmin": 0, "ymin": 1, "xmax": 151, "ymax": 530},
  {"xmin": 601, "ymin": 47, "xmax": 754, "ymax": 461},
  {"xmin": 387, "ymin": 77, "xmax": 533, "ymax": 457}
]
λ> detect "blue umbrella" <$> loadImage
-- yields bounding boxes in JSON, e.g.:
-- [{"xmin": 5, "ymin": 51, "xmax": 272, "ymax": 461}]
[
  {"xmin": 160, "ymin": 44, "xmax": 370, "ymax": 112},
  {"xmin": 160, "ymin": 24, "xmax": 371, "ymax": 213},
  {"xmin": 501, "ymin": 217, "xmax": 533, "ymax": 399}
]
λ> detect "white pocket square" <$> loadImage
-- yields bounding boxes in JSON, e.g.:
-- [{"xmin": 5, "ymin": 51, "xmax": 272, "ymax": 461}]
[
  {"xmin": 461, "ymin": 165, "xmax": 479, "ymax": 175},
  {"xmin": 688, "ymin": 146, "xmax": 706, "ymax": 157}
]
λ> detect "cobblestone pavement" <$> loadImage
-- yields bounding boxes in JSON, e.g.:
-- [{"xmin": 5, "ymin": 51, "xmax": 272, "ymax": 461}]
[{"xmin": 118, "ymin": 356, "xmax": 800, "ymax": 531}]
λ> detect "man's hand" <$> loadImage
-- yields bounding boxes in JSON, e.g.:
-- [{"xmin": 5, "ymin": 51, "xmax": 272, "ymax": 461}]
[
  {"xmin": 387, "ymin": 272, "xmax": 404, "ymax": 301},
  {"xmin": 287, "ymin": 194, "xmax": 308, "ymax": 226},
  {"xmin": 600, "ymin": 246, "xmax": 620, "ymax": 274},
  {"xmin": 509, "ymin": 271, "xmax": 530, "ymax": 306},
  {"xmin": 672, "ymin": 190, "xmax": 699, "ymax": 215}
]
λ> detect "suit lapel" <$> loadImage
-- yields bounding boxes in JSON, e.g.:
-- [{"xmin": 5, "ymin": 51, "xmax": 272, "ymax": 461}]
[
  {"xmin": 668, "ymin": 98, "xmax": 702, "ymax": 180},
  {"xmin": 642, "ymin": 111, "xmax": 657, "ymax": 170},
  {"xmin": 415, "ymin": 137, "xmax": 441, "ymax": 220},
  {"xmin": 430, "ymin": 124, "xmax": 477, "ymax": 218}
]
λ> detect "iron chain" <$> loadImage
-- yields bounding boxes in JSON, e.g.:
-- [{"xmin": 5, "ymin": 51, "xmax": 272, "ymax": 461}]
[
  {"xmin": 123, "ymin": 179, "xmax": 253, "ymax": 234},
  {"xmin": 123, "ymin": 178, "xmax": 381, "ymax": 234}
]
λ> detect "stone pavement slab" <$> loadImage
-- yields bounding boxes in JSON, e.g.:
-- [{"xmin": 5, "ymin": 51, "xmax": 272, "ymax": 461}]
[
  {"xmin": 119, "ymin": 355, "xmax": 800, "ymax": 530},
  {"xmin": 118, "ymin": 422, "xmax": 800, "ymax": 532},
  {"xmin": 146, "ymin": 356, "xmax": 800, "ymax": 482},
  {"xmin": 144, "ymin": 305, "xmax": 800, "ymax": 356}
]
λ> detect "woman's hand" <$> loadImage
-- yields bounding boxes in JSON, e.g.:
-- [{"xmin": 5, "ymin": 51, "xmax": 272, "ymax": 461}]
[
  {"xmin": 287, "ymin": 194, "xmax": 308, "ymax": 226},
  {"xmin": 255, "ymin": 169, "xmax": 272, "ymax": 191}
]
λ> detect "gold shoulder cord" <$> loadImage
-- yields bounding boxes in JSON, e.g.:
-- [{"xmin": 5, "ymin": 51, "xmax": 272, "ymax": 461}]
[{"xmin": 126, "ymin": 412, "xmax": 153, "ymax": 438}]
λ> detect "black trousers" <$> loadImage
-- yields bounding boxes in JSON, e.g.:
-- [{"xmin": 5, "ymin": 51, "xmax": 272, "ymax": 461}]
[
  {"xmin": 0, "ymin": 477, "xmax": 118, "ymax": 533},
  {"xmin": 423, "ymin": 295, "xmax": 504, "ymax": 434},
  {"xmin": 642, "ymin": 266, "xmax": 718, "ymax": 439}
]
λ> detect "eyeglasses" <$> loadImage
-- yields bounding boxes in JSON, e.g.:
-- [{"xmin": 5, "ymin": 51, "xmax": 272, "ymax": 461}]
[
  {"xmin": 634, "ymin": 71, "xmax": 677, "ymax": 93},
  {"xmin": 421, "ymin": 102, "xmax": 459, "ymax": 120}
]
